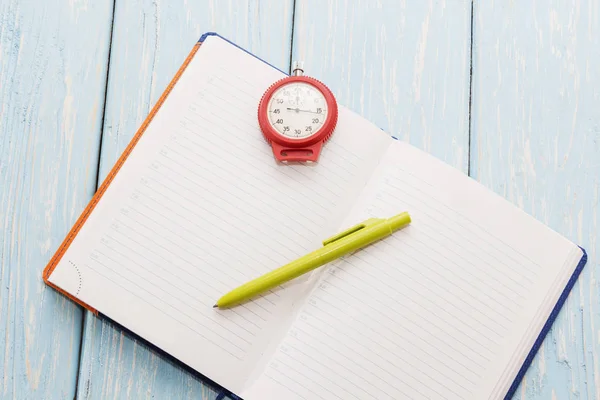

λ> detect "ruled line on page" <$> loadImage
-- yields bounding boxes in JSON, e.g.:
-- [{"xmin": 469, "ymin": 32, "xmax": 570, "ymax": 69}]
[
  {"xmin": 389, "ymin": 231, "xmax": 524, "ymax": 307},
  {"xmin": 166, "ymin": 132, "xmax": 331, "ymax": 215},
  {"xmin": 97, "ymin": 233, "xmax": 272, "ymax": 328},
  {"xmin": 143, "ymin": 156, "xmax": 321, "ymax": 235},
  {"xmin": 279, "ymin": 275, "xmax": 477, "ymax": 398},
  {"xmin": 184, "ymin": 101, "xmax": 363, "ymax": 186},
  {"xmin": 410, "ymin": 215, "xmax": 532, "ymax": 287},
  {"xmin": 100, "ymin": 233, "xmax": 223, "ymax": 294},
  {"xmin": 177, "ymin": 114, "xmax": 346, "ymax": 205},
  {"xmin": 301, "ymin": 311, "xmax": 469, "ymax": 396},
  {"xmin": 301, "ymin": 302, "xmax": 478, "ymax": 390},
  {"xmin": 127, "ymin": 200, "xmax": 269, "ymax": 280},
  {"xmin": 378, "ymin": 189, "xmax": 531, "ymax": 288},
  {"xmin": 94, "ymin": 246, "xmax": 218, "ymax": 309},
  {"xmin": 313, "ymin": 275, "xmax": 493, "ymax": 365},
  {"xmin": 275, "ymin": 356, "xmax": 350, "ymax": 400},
  {"xmin": 315, "ymin": 283, "xmax": 494, "ymax": 378},
  {"xmin": 157, "ymin": 144, "xmax": 329, "ymax": 229},
  {"xmin": 115, "ymin": 212, "xmax": 282, "ymax": 316},
  {"xmin": 84, "ymin": 263, "xmax": 245, "ymax": 360},
  {"xmin": 372, "ymin": 199, "xmax": 530, "ymax": 304},
  {"xmin": 370, "ymin": 191, "xmax": 531, "ymax": 302},
  {"xmin": 339, "ymin": 255, "xmax": 506, "ymax": 342},
  {"xmin": 107, "ymin": 221, "xmax": 230, "ymax": 287},
  {"xmin": 326, "ymin": 264, "xmax": 499, "ymax": 352},
  {"xmin": 282, "ymin": 339, "xmax": 391, "ymax": 399},
  {"xmin": 287, "ymin": 321, "xmax": 457, "ymax": 399},
  {"xmin": 132, "ymin": 184, "xmax": 292, "ymax": 269},
  {"xmin": 388, "ymin": 167, "xmax": 542, "ymax": 273},
  {"xmin": 129, "ymin": 192, "xmax": 287, "ymax": 292},
  {"xmin": 262, "ymin": 276, "xmax": 474, "ymax": 399},
  {"xmin": 88, "ymin": 257, "xmax": 251, "ymax": 354},
  {"xmin": 309, "ymin": 293, "xmax": 483, "ymax": 374},
  {"xmin": 208, "ymin": 77, "xmax": 259, "ymax": 104},
  {"xmin": 130, "ymin": 194, "xmax": 287, "ymax": 303},
  {"xmin": 286, "ymin": 338, "xmax": 395, "ymax": 398},
  {"xmin": 366, "ymin": 235, "xmax": 520, "ymax": 317},
  {"xmin": 106, "ymin": 221, "xmax": 273, "ymax": 321},
  {"xmin": 133, "ymin": 179, "xmax": 298, "ymax": 263},
  {"xmin": 185, "ymin": 97, "xmax": 359, "ymax": 189},
  {"xmin": 354, "ymin": 243, "xmax": 515, "ymax": 324},
  {"xmin": 122, "ymin": 205, "xmax": 256, "ymax": 284},
  {"xmin": 146, "ymin": 164, "xmax": 317, "ymax": 240},
  {"xmin": 105, "ymin": 229, "xmax": 227, "ymax": 291},
  {"xmin": 380, "ymin": 188, "xmax": 535, "ymax": 287},
  {"xmin": 195, "ymin": 92, "xmax": 364, "ymax": 177},
  {"xmin": 165, "ymin": 134, "xmax": 330, "ymax": 218},
  {"xmin": 278, "ymin": 346, "xmax": 377, "ymax": 399},
  {"xmin": 264, "ymin": 371, "xmax": 312, "ymax": 400},
  {"xmin": 279, "ymin": 329, "xmax": 429, "ymax": 399},
  {"xmin": 209, "ymin": 69, "xmax": 271, "ymax": 96},
  {"xmin": 156, "ymin": 147, "xmax": 328, "ymax": 232}
]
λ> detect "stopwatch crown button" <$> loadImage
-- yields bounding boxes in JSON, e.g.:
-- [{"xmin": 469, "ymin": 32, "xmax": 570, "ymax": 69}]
[{"xmin": 292, "ymin": 61, "xmax": 304, "ymax": 76}]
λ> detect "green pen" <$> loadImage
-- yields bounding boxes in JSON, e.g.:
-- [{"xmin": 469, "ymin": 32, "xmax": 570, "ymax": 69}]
[{"xmin": 213, "ymin": 211, "xmax": 411, "ymax": 309}]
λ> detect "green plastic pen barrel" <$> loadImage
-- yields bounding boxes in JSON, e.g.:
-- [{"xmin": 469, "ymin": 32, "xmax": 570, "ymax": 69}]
[{"xmin": 214, "ymin": 212, "xmax": 411, "ymax": 308}]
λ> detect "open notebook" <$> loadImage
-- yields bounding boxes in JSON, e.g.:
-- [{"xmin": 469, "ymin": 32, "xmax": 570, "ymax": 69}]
[{"xmin": 44, "ymin": 33, "xmax": 586, "ymax": 400}]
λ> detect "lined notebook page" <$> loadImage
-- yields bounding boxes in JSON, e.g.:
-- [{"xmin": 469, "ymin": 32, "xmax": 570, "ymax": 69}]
[
  {"xmin": 245, "ymin": 140, "xmax": 581, "ymax": 400},
  {"xmin": 48, "ymin": 35, "xmax": 391, "ymax": 393}
]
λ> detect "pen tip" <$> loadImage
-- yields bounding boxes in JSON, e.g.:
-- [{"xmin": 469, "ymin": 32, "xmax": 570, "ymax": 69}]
[{"xmin": 212, "ymin": 304, "xmax": 218, "ymax": 308}]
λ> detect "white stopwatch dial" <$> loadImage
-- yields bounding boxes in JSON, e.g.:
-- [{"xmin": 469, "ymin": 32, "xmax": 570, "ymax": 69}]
[
  {"xmin": 267, "ymin": 82, "xmax": 328, "ymax": 140},
  {"xmin": 258, "ymin": 62, "xmax": 338, "ymax": 162}
]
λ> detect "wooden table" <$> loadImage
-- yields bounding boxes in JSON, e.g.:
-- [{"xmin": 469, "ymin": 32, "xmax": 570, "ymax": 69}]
[{"xmin": 1, "ymin": 1, "xmax": 598, "ymax": 398}]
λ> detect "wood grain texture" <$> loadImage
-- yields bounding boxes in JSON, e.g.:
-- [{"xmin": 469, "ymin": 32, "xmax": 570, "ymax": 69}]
[
  {"xmin": 76, "ymin": 1, "xmax": 294, "ymax": 399},
  {"xmin": 0, "ymin": 0, "xmax": 114, "ymax": 399},
  {"xmin": 4, "ymin": 0, "xmax": 596, "ymax": 398},
  {"xmin": 471, "ymin": 1, "xmax": 600, "ymax": 398},
  {"xmin": 293, "ymin": 0, "xmax": 472, "ymax": 170}
]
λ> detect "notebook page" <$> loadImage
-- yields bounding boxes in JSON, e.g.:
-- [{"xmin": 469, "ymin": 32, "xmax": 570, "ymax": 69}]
[
  {"xmin": 47, "ymin": 35, "xmax": 391, "ymax": 393},
  {"xmin": 244, "ymin": 139, "xmax": 582, "ymax": 400}
]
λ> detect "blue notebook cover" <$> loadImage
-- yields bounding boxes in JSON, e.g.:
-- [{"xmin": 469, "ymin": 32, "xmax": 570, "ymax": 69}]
[{"xmin": 99, "ymin": 33, "xmax": 588, "ymax": 400}]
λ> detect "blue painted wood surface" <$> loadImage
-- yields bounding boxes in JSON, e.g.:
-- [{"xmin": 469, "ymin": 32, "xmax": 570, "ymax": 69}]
[
  {"xmin": 293, "ymin": 0, "xmax": 472, "ymax": 171},
  {"xmin": 472, "ymin": 1, "xmax": 600, "ymax": 398},
  {"xmin": 0, "ymin": 0, "xmax": 114, "ymax": 398},
  {"xmin": 1, "ymin": 0, "xmax": 599, "ymax": 398}
]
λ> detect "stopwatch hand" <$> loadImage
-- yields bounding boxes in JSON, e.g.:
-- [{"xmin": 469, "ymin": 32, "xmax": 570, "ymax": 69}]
[{"xmin": 286, "ymin": 107, "xmax": 319, "ymax": 114}]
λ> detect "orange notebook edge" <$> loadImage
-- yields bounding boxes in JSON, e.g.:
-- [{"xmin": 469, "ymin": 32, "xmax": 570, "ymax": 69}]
[{"xmin": 42, "ymin": 42, "xmax": 203, "ymax": 315}]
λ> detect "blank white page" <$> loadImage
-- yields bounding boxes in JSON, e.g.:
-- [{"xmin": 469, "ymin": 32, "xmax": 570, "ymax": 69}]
[
  {"xmin": 244, "ymin": 139, "xmax": 583, "ymax": 400},
  {"xmin": 47, "ymin": 35, "xmax": 391, "ymax": 393}
]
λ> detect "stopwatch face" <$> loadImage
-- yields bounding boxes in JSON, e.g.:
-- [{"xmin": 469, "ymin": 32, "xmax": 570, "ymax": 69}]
[{"xmin": 267, "ymin": 82, "xmax": 328, "ymax": 140}]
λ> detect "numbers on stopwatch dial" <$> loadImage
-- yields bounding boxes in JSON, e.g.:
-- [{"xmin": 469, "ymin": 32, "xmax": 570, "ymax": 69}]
[{"xmin": 267, "ymin": 82, "xmax": 328, "ymax": 139}]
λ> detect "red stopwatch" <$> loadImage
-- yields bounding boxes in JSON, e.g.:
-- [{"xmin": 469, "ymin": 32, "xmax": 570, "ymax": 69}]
[{"xmin": 258, "ymin": 62, "xmax": 338, "ymax": 162}]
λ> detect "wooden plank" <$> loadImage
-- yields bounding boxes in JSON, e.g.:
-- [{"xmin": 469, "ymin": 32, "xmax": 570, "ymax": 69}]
[
  {"xmin": 293, "ymin": 0, "xmax": 473, "ymax": 170},
  {"xmin": 0, "ymin": 0, "xmax": 114, "ymax": 398},
  {"xmin": 76, "ymin": 1, "xmax": 294, "ymax": 399},
  {"xmin": 471, "ymin": 1, "xmax": 600, "ymax": 398}
]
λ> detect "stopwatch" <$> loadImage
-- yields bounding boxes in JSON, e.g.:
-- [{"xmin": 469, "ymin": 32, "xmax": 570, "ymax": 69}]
[{"xmin": 258, "ymin": 62, "xmax": 338, "ymax": 162}]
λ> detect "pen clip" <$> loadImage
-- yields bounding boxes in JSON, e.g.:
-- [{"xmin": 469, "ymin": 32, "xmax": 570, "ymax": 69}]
[{"xmin": 322, "ymin": 218, "xmax": 384, "ymax": 246}]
